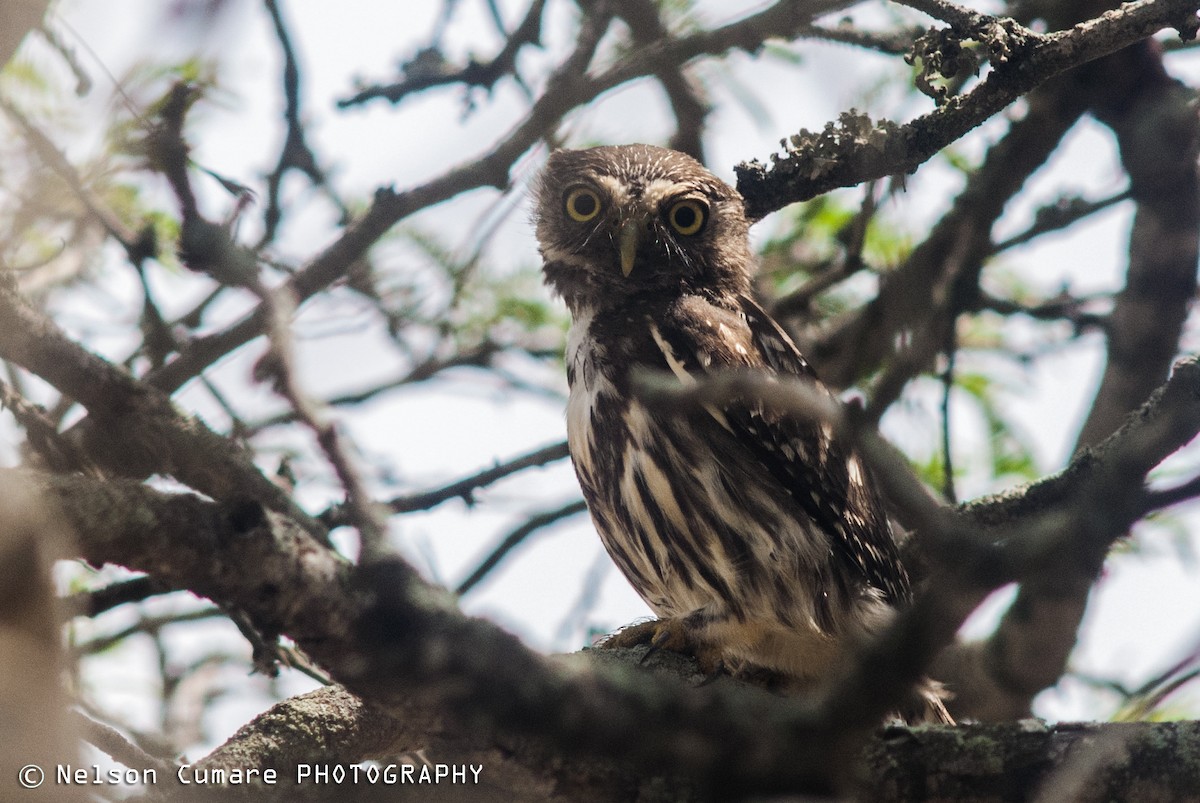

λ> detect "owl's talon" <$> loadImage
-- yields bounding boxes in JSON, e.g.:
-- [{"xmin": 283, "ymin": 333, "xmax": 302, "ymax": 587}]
[
  {"xmin": 599, "ymin": 618, "xmax": 726, "ymax": 676},
  {"xmin": 641, "ymin": 622, "xmax": 684, "ymax": 664},
  {"xmin": 649, "ymin": 621, "xmax": 685, "ymax": 651},
  {"xmin": 597, "ymin": 619, "xmax": 660, "ymax": 651}
]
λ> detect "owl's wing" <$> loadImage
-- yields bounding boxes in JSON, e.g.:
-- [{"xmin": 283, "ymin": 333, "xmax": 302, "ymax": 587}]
[{"xmin": 652, "ymin": 293, "xmax": 910, "ymax": 604}]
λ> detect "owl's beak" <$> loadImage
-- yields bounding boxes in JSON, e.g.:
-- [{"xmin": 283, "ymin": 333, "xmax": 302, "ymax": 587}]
[{"xmin": 617, "ymin": 219, "xmax": 643, "ymax": 277}]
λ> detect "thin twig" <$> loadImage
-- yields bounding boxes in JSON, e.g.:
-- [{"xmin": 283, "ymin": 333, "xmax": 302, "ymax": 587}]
[
  {"xmin": 244, "ymin": 341, "xmax": 504, "ymax": 433},
  {"xmin": 62, "ymin": 576, "xmax": 173, "ymax": 618},
  {"xmin": 339, "ymin": 0, "xmax": 546, "ymax": 107},
  {"xmin": 1139, "ymin": 473, "xmax": 1200, "ymax": 515},
  {"xmin": 940, "ymin": 335, "xmax": 957, "ymax": 504},
  {"xmin": 255, "ymin": 285, "xmax": 391, "ymax": 563},
  {"xmin": 455, "ymin": 499, "xmax": 588, "ymax": 595},
  {"xmin": 258, "ymin": 0, "xmax": 348, "ymax": 248},
  {"xmin": 391, "ymin": 441, "xmax": 570, "ymax": 513},
  {"xmin": 72, "ymin": 710, "xmax": 176, "ymax": 777},
  {"xmin": 71, "ymin": 607, "xmax": 224, "ymax": 657},
  {"xmin": 800, "ymin": 20, "xmax": 926, "ymax": 54},
  {"xmin": 318, "ymin": 441, "xmax": 571, "ymax": 527},
  {"xmin": 773, "ymin": 182, "xmax": 879, "ymax": 318},
  {"xmin": 992, "ymin": 190, "xmax": 1132, "ymax": 254}
]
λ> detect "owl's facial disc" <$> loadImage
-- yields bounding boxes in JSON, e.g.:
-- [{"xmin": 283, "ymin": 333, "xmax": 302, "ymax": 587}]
[
  {"xmin": 553, "ymin": 171, "xmax": 714, "ymax": 279},
  {"xmin": 612, "ymin": 193, "xmax": 709, "ymax": 278}
]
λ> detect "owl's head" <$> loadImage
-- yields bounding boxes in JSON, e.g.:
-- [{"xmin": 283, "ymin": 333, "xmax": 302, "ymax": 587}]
[{"xmin": 534, "ymin": 144, "xmax": 754, "ymax": 313}]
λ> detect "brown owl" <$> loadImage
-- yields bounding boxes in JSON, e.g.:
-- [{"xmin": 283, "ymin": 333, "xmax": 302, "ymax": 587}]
[{"xmin": 534, "ymin": 143, "xmax": 947, "ymax": 722}]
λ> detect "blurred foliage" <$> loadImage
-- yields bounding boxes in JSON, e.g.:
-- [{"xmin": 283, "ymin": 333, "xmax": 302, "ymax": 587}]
[
  {"xmin": 0, "ymin": 57, "xmax": 222, "ymax": 298},
  {"xmin": 397, "ymin": 224, "xmax": 567, "ymax": 351},
  {"xmin": 107, "ymin": 58, "xmax": 222, "ymax": 162},
  {"xmin": 764, "ymin": 194, "xmax": 913, "ymax": 275},
  {"xmin": 953, "ymin": 371, "xmax": 1039, "ymax": 481}
]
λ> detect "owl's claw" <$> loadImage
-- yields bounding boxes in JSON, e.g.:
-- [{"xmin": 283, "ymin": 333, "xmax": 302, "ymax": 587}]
[
  {"xmin": 598, "ymin": 618, "xmax": 725, "ymax": 676},
  {"xmin": 597, "ymin": 619, "xmax": 659, "ymax": 650},
  {"xmin": 642, "ymin": 621, "xmax": 690, "ymax": 666}
]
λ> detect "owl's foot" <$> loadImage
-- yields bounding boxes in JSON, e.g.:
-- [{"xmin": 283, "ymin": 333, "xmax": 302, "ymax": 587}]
[{"xmin": 598, "ymin": 618, "xmax": 726, "ymax": 676}]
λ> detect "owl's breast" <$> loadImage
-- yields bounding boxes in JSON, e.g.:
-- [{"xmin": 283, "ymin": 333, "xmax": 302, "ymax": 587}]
[
  {"xmin": 563, "ymin": 306, "xmax": 667, "ymax": 484},
  {"xmin": 561, "ymin": 304, "xmax": 881, "ymax": 629},
  {"xmin": 565, "ymin": 309, "xmax": 621, "ymax": 491}
]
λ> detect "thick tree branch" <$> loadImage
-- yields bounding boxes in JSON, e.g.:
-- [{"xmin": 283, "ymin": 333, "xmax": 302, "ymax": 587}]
[
  {"xmin": 0, "ymin": 275, "xmax": 325, "ymax": 540},
  {"xmin": 44, "ymin": 471, "xmax": 854, "ymax": 797},
  {"xmin": 1075, "ymin": 45, "xmax": 1200, "ymax": 449},
  {"xmin": 156, "ymin": 677, "xmax": 1200, "ymax": 802}
]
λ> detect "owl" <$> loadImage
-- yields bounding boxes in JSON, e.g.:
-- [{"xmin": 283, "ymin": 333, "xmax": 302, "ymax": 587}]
[{"xmin": 534, "ymin": 144, "xmax": 946, "ymax": 721}]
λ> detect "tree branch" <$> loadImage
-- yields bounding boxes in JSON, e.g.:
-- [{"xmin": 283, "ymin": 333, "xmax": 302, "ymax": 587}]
[
  {"xmin": 455, "ymin": 498, "xmax": 587, "ymax": 595},
  {"xmin": 811, "ymin": 73, "xmax": 1088, "ymax": 388},
  {"xmin": 388, "ymin": 440, "xmax": 569, "ymax": 515},
  {"xmin": 0, "ymin": 275, "xmax": 325, "ymax": 541},
  {"xmin": 735, "ymin": 0, "xmax": 1200, "ymax": 220},
  {"xmin": 337, "ymin": 0, "xmax": 546, "ymax": 108}
]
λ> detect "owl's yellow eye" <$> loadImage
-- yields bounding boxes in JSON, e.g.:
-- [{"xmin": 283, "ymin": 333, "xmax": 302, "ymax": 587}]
[
  {"xmin": 667, "ymin": 199, "xmax": 707, "ymax": 236},
  {"xmin": 564, "ymin": 187, "xmax": 602, "ymax": 222}
]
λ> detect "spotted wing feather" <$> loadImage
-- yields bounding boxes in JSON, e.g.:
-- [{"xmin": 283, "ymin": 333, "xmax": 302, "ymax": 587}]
[{"xmin": 653, "ymin": 293, "xmax": 911, "ymax": 605}]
